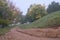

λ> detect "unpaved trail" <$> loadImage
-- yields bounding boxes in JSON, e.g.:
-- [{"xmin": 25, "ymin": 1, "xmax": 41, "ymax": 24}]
[{"xmin": 0, "ymin": 27, "xmax": 60, "ymax": 40}]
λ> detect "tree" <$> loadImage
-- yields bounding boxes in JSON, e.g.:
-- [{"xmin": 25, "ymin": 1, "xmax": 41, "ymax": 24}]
[
  {"xmin": 7, "ymin": 0, "xmax": 22, "ymax": 24},
  {"xmin": 26, "ymin": 4, "xmax": 47, "ymax": 22},
  {"xmin": 0, "ymin": 0, "xmax": 22, "ymax": 28},
  {"xmin": 0, "ymin": 0, "xmax": 13, "ymax": 28},
  {"xmin": 20, "ymin": 15, "xmax": 27, "ymax": 24},
  {"xmin": 0, "ymin": 0, "xmax": 12, "ymax": 19},
  {"xmin": 47, "ymin": 1, "xmax": 60, "ymax": 13}
]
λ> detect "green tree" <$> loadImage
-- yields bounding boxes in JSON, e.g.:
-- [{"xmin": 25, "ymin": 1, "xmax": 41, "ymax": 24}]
[
  {"xmin": 26, "ymin": 4, "xmax": 47, "ymax": 22},
  {"xmin": 0, "ymin": 0, "xmax": 13, "ymax": 28},
  {"xmin": 5, "ymin": 0, "xmax": 22, "ymax": 24},
  {"xmin": 47, "ymin": 1, "xmax": 60, "ymax": 13},
  {"xmin": 20, "ymin": 15, "xmax": 27, "ymax": 24}
]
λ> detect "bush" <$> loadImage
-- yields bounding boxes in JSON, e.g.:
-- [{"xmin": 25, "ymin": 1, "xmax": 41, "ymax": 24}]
[{"xmin": 0, "ymin": 19, "xmax": 10, "ymax": 28}]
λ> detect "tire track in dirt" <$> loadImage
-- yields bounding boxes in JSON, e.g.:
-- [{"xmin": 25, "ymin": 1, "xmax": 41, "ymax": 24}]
[
  {"xmin": 0, "ymin": 27, "xmax": 60, "ymax": 40},
  {"xmin": 16, "ymin": 27, "xmax": 60, "ymax": 38},
  {"xmin": 16, "ymin": 29, "xmax": 41, "ymax": 38}
]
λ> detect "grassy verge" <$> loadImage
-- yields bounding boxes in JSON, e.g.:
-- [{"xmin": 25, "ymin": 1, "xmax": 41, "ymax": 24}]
[
  {"xmin": 0, "ymin": 25, "xmax": 16, "ymax": 36},
  {"xmin": 19, "ymin": 11, "xmax": 60, "ymax": 29},
  {"xmin": 0, "ymin": 27, "xmax": 11, "ymax": 36},
  {"xmin": 19, "ymin": 24, "xmax": 30, "ymax": 29}
]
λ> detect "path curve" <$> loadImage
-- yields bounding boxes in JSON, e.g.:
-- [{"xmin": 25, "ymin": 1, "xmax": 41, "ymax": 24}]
[{"xmin": 0, "ymin": 27, "xmax": 60, "ymax": 40}]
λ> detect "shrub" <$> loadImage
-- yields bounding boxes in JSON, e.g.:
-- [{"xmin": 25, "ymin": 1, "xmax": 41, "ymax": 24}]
[{"xmin": 0, "ymin": 19, "xmax": 10, "ymax": 28}]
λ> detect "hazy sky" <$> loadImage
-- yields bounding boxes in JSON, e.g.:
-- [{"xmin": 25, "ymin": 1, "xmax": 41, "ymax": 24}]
[{"xmin": 10, "ymin": 0, "xmax": 60, "ymax": 15}]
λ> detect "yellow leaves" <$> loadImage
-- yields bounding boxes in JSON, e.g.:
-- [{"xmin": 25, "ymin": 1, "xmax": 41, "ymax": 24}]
[
  {"xmin": 26, "ymin": 4, "xmax": 47, "ymax": 21},
  {"xmin": 36, "ymin": 15, "xmax": 41, "ymax": 19},
  {"xmin": 0, "ymin": 1, "xmax": 6, "ymax": 6}
]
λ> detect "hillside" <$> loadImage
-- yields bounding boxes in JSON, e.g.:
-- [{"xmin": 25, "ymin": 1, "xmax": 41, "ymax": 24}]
[{"xmin": 19, "ymin": 11, "xmax": 60, "ymax": 28}]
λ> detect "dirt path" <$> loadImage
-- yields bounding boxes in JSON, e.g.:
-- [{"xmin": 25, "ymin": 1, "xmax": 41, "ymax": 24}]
[{"xmin": 0, "ymin": 27, "xmax": 60, "ymax": 40}]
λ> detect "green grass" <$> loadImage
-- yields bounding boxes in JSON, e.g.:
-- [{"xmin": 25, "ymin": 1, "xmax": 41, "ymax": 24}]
[
  {"xmin": 0, "ymin": 25, "xmax": 16, "ymax": 36},
  {"xmin": 19, "ymin": 11, "xmax": 60, "ymax": 29},
  {"xmin": 19, "ymin": 24, "xmax": 30, "ymax": 29},
  {"xmin": 0, "ymin": 27, "xmax": 11, "ymax": 36}
]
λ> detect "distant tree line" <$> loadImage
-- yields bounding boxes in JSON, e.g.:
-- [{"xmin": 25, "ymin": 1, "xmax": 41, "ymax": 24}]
[
  {"xmin": 21, "ymin": 1, "xmax": 60, "ymax": 24},
  {"xmin": 47, "ymin": 1, "xmax": 60, "ymax": 13},
  {"xmin": 0, "ymin": 0, "xmax": 60, "ymax": 25}
]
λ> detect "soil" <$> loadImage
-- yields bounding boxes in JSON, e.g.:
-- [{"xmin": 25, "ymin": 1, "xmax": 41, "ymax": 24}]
[{"xmin": 0, "ymin": 27, "xmax": 60, "ymax": 40}]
